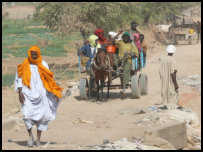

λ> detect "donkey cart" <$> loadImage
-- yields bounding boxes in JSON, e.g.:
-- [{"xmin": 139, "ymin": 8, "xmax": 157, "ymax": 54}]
[{"xmin": 78, "ymin": 49, "xmax": 148, "ymax": 100}]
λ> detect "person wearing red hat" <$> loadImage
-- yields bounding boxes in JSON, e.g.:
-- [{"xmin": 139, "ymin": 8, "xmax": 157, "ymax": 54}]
[{"xmin": 94, "ymin": 28, "xmax": 108, "ymax": 45}]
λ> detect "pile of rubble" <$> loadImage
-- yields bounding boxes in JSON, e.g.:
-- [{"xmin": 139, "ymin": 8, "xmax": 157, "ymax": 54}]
[
  {"xmin": 178, "ymin": 74, "xmax": 201, "ymax": 92},
  {"xmin": 85, "ymin": 138, "xmax": 163, "ymax": 150},
  {"xmin": 60, "ymin": 80, "xmax": 201, "ymax": 150},
  {"xmin": 86, "ymin": 105, "xmax": 201, "ymax": 150},
  {"xmin": 61, "ymin": 81, "xmax": 79, "ymax": 99}
]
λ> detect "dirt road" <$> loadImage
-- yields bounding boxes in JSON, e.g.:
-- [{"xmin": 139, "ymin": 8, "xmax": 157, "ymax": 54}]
[{"xmin": 2, "ymin": 43, "xmax": 201, "ymax": 150}]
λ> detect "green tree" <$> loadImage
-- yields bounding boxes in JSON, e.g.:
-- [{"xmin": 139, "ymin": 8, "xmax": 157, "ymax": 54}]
[
  {"xmin": 134, "ymin": 2, "xmax": 200, "ymax": 25},
  {"xmin": 34, "ymin": 2, "xmax": 131, "ymax": 44},
  {"xmin": 33, "ymin": 2, "xmax": 199, "ymax": 44},
  {"xmin": 79, "ymin": 2, "xmax": 130, "ymax": 34}
]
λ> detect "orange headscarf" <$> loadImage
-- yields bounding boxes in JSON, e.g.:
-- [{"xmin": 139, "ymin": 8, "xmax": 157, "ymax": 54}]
[{"xmin": 17, "ymin": 46, "xmax": 63, "ymax": 99}]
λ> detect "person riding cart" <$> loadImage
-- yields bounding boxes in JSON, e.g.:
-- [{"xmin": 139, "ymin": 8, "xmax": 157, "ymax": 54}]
[
  {"xmin": 129, "ymin": 21, "xmax": 141, "ymax": 40},
  {"xmin": 112, "ymin": 31, "xmax": 139, "ymax": 94},
  {"xmin": 79, "ymin": 35, "xmax": 101, "ymax": 75},
  {"xmin": 94, "ymin": 28, "xmax": 108, "ymax": 46},
  {"xmin": 128, "ymin": 21, "xmax": 145, "ymax": 70},
  {"xmin": 78, "ymin": 31, "xmax": 148, "ymax": 100},
  {"xmin": 140, "ymin": 34, "xmax": 147, "ymax": 67}
]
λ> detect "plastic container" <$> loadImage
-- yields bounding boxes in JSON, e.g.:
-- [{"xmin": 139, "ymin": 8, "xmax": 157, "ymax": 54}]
[{"xmin": 107, "ymin": 45, "xmax": 116, "ymax": 53}]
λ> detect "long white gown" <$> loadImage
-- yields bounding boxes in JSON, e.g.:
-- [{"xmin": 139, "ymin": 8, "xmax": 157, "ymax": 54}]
[
  {"xmin": 14, "ymin": 60, "xmax": 60, "ymax": 131},
  {"xmin": 159, "ymin": 56, "xmax": 179, "ymax": 105}
]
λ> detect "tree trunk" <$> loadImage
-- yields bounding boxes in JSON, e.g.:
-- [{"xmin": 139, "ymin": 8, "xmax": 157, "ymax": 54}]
[
  {"xmin": 80, "ymin": 28, "xmax": 87, "ymax": 45},
  {"xmin": 144, "ymin": 14, "xmax": 150, "ymax": 24}
]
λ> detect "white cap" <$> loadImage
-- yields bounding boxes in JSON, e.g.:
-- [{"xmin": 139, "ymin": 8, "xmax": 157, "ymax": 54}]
[
  {"xmin": 166, "ymin": 45, "xmax": 176, "ymax": 53},
  {"xmin": 108, "ymin": 31, "xmax": 117, "ymax": 37}
]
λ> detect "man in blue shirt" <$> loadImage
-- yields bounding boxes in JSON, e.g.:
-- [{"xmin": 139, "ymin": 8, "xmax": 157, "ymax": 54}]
[{"xmin": 80, "ymin": 35, "xmax": 101, "ymax": 75}]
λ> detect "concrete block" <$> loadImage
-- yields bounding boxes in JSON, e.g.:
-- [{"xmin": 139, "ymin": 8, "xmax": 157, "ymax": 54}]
[
  {"xmin": 157, "ymin": 121, "xmax": 187, "ymax": 149},
  {"xmin": 144, "ymin": 121, "xmax": 187, "ymax": 150}
]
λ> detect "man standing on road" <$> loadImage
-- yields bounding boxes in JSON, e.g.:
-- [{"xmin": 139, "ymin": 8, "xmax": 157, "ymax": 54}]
[
  {"xmin": 159, "ymin": 45, "xmax": 179, "ymax": 105},
  {"xmin": 14, "ymin": 45, "xmax": 63, "ymax": 147}
]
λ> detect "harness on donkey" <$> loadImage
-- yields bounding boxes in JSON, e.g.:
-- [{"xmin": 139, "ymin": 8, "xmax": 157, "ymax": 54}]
[
  {"xmin": 88, "ymin": 46, "xmax": 115, "ymax": 101},
  {"xmin": 92, "ymin": 50, "xmax": 113, "ymax": 80}
]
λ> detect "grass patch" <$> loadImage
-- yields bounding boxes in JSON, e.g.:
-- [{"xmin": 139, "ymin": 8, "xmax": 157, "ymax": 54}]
[
  {"xmin": 2, "ymin": 73, "xmax": 16, "ymax": 87},
  {"xmin": 2, "ymin": 48, "xmax": 14, "ymax": 54},
  {"xmin": 12, "ymin": 47, "xmax": 30, "ymax": 57},
  {"xmin": 2, "ymin": 53, "xmax": 10, "ymax": 58},
  {"xmin": 54, "ymin": 69, "xmax": 79, "ymax": 80},
  {"xmin": 2, "ymin": 18, "xmax": 83, "ymax": 58},
  {"xmin": 2, "ymin": 38, "xmax": 16, "ymax": 46},
  {"xmin": 18, "ymin": 39, "xmax": 38, "ymax": 45},
  {"xmin": 42, "ymin": 46, "xmax": 66, "ymax": 57},
  {"xmin": 2, "ymin": 19, "xmax": 54, "ymax": 35}
]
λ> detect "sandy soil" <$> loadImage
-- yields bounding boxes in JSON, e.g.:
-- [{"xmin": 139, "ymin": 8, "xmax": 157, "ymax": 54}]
[
  {"xmin": 2, "ymin": 42, "xmax": 201, "ymax": 150},
  {"xmin": 3, "ymin": 5, "xmax": 35, "ymax": 19}
]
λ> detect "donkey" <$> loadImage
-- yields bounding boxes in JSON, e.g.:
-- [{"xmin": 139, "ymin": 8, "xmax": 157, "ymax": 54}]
[{"xmin": 91, "ymin": 47, "xmax": 114, "ymax": 101}]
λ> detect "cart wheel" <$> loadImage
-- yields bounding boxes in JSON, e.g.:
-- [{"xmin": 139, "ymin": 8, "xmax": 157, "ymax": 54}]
[
  {"xmin": 139, "ymin": 74, "xmax": 148, "ymax": 95},
  {"xmin": 89, "ymin": 77, "xmax": 96, "ymax": 97},
  {"xmin": 131, "ymin": 75, "xmax": 140, "ymax": 99},
  {"xmin": 79, "ymin": 78, "xmax": 88, "ymax": 100}
]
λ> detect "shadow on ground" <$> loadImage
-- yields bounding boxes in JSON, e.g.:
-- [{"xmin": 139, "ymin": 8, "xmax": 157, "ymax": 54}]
[
  {"xmin": 74, "ymin": 91, "xmax": 135, "ymax": 103},
  {"xmin": 8, "ymin": 139, "xmax": 56, "ymax": 147}
]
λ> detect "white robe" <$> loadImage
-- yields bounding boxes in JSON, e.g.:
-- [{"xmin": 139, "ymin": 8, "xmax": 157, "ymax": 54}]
[
  {"xmin": 14, "ymin": 60, "xmax": 60, "ymax": 130},
  {"xmin": 159, "ymin": 56, "xmax": 179, "ymax": 105}
]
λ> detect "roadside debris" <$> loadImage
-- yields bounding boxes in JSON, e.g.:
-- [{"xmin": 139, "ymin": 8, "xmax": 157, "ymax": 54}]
[
  {"xmin": 73, "ymin": 118, "xmax": 94, "ymax": 125},
  {"xmin": 62, "ymin": 81, "xmax": 79, "ymax": 99},
  {"xmin": 178, "ymin": 74, "xmax": 201, "ymax": 92}
]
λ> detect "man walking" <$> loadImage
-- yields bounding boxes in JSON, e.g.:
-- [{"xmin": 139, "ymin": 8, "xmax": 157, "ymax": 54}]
[
  {"xmin": 14, "ymin": 45, "xmax": 63, "ymax": 147},
  {"xmin": 159, "ymin": 45, "xmax": 179, "ymax": 105}
]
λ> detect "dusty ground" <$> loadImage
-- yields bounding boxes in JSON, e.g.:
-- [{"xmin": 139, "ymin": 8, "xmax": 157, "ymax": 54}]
[
  {"xmin": 3, "ymin": 5, "xmax": 35, "ymax": 19},
  {"xmin": 2, "ymin": 42, "xmax": 201, "ymax": 150}
]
